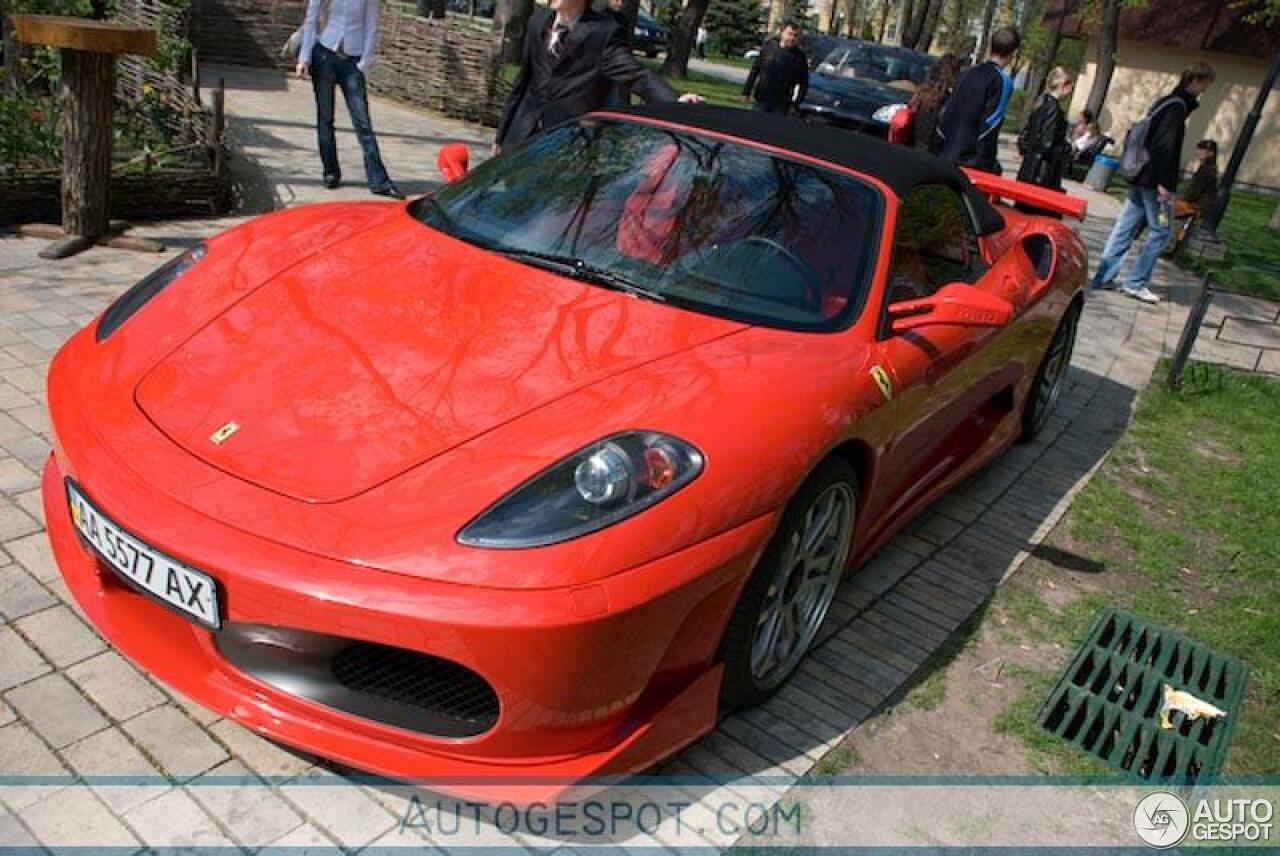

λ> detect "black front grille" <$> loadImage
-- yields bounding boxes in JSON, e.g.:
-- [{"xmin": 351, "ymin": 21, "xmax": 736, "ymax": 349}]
[
  {"xmin": 216, "ymin": 625, "xmax": 500, "ymax": 739},
  {"xmin": 331, "ymin": 642, "xmax": 499, "ymax": 733}
]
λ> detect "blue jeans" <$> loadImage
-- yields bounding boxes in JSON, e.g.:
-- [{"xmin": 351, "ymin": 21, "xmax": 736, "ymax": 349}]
[
  {"xmin": 311, "ymin": 43, "xmax": 392, "ymax": 190},
  {"xmin": 1091, "ymin": 184, "xmax": 1172, "ymax": 292}
]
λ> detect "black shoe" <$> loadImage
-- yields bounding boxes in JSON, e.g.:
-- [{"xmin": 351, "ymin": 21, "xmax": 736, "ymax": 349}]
[
  {"xmin": 323, "ymin": 174, "xmax": 341, "ymax": 189},
  {"xmin": 371, "ymin": 183, "xmax": 405, "ymax": 200}
]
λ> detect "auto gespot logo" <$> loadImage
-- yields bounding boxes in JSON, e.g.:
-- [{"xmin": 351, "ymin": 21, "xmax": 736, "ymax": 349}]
[{"xmin": 1135, "ymin": 791, "xmax": 1275, "ymax": 848}]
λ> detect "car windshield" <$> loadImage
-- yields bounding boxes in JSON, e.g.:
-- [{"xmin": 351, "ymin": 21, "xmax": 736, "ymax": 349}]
[
  {"xmin": 818, "ymin": 44, "xmax": 932, "ymax": 85},
  {"xmin": 412, "ymin": 120, "xmax": 881, "ymax": 331}
]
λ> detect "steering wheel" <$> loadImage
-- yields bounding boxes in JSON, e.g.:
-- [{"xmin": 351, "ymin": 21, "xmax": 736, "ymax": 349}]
[{"xmin": 737, "ymin": 236, "xmax": 824, "ymax": 310}]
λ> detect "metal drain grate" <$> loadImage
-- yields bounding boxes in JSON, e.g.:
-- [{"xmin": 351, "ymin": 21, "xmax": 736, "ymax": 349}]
[{"xmin": 1035, "ymin": 607, "xmax": 1247, "ymax": 780}]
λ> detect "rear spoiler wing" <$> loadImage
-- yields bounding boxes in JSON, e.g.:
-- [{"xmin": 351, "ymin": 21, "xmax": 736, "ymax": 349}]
[{"xmin": 961, "ymin": 168, "xmax": 1088, "ymax": 221}]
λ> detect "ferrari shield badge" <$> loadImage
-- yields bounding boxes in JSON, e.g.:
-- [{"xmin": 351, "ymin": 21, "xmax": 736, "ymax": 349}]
[
  {"xmin": 209, "ymin": 421, "xmax": 240, "ymax": 445},
  {"xmin": 870, "ymin": 366, "xmax": 893, "ymax": 401}
]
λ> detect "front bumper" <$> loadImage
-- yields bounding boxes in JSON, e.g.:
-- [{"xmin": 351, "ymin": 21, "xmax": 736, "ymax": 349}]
[
  {"xmin": 797, "ymin": 105, "xmax": 888, "ymax": 138},
  {"xmin": 43, "ymin": 437, "xmax": 770, "ymax": 800}
]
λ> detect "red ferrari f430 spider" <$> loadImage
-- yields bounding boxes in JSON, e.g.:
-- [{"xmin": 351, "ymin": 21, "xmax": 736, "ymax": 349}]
[{"xmin": 43, "ymin": 106, "xmax": 1087, "ymax": 800}]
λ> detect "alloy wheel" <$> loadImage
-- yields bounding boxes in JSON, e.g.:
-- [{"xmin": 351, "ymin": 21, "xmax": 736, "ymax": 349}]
[{"xmin": 749, "ymin": 482, "xmax": 855, "ymax": 689}]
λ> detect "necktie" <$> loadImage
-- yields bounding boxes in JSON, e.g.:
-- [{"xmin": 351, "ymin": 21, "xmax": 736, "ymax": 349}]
[{"xmin": 549, "ymin": 22, "xmax": 569, "ymax": 60}]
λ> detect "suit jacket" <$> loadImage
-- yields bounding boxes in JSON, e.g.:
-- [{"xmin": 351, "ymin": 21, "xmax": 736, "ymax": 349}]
[{"xmin": 496, "ymin": 6, "xmax": 675, "ymax": 147}]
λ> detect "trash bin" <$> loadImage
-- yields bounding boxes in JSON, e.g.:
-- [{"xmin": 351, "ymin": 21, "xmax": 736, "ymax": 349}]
[{"xmin": 1085, "ymin": 155, "xmax": 1119, "ymax": 192}]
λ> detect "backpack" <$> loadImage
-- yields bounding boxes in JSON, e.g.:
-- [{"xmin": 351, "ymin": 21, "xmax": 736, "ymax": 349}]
[{"xmin": 1120, "ymin": 97, "xmax": 1184, "ymax": 181}]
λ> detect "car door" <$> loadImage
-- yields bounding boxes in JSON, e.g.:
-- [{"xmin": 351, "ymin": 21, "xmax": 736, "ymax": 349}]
[{"xmin": 864, "ymin": 181, "xmax": 1009, "ymax": 527}]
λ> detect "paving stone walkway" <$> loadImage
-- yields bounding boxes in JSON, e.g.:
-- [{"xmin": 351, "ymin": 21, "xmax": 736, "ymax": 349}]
[{"xmin": 1, "ymin": 64, "xmax": 1276, "ymax": 852}]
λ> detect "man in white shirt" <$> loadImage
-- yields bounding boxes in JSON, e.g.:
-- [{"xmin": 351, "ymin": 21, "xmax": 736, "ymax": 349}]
[{"xmin": 296, "ymin": 0, "xmax": 403, "ymax": 198}]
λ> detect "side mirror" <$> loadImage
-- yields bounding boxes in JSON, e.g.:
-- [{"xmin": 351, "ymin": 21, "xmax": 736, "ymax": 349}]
[
  {"xmin": 436, "ymin": 143, "xmax": 470, "ymax": 183},
  {"xmin": 887, "ymin": 282, "xmax": 1013, "ymax": 334}
]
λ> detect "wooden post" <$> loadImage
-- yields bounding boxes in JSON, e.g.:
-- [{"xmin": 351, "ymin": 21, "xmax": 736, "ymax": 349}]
[
  {"xmin": 9, "ymin": 14, "xmax": 156, "ymax": 258},
  {"xmin": 211, "ymin": 76, "xmax": 226, "ymax": 177},
  {"xmin": 60, "ymin": 47, "xmax": 115, "ymax": 241},
  {"xmin": 1167, "ymin": 273, "xmax": 1214, "ymax": 390}
]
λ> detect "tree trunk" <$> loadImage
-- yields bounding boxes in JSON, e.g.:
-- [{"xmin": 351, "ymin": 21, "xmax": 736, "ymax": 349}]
[
  {"xmin": 973, "ymin": 0, "xmax": 996, "ymax": 60},
  {"xmin": 495, "ymin": 0, "xmax": 536, "ymax": 64},
  {"xmin": 1084, "ymin": 0, "xmax": 1118, "ymax": 120},
  {"xmin": 902, "ymin": 0, "xmax": 925, "ymax": 47},
  {"xmin": 663, "ymin": 0, "xmax": 711, "ymax": 77},
  {"xmin": 916, "ymin": 0, "xmax": 944, "ymax": 50},
  {"xmin": 60, "ymin": 48, "xmax": 114, "ymax": 239},
  {"xmin": 877, "ymin": 0, "xmax": 891, "ymax": 41},
  {"xmin": 2, "ymin": 4, "xmax": 22, "ymax": 93},
  {"xmin": 768, "ymin": 0, "xmax": 787, "ymax": 34},
  {"xmin": 1027, "ymin": 1, "xmax": 1063, "ymax": 97},
  {"xmin": 894, "ymin": 0, "xmax": 914, "ymax": 44},
  {"xmin": 944, "ymin": 0, "xmax": 967, "ymax": 52},
  {"xmin": 842, "ymin": 0, "xmax": 862, "ymax": 34}
]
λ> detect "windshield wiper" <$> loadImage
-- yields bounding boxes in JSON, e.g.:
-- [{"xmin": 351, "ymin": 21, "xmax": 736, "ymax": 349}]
[{"xmin": 495, "ymin": 248, "xmax": 666, "ymax": 303}]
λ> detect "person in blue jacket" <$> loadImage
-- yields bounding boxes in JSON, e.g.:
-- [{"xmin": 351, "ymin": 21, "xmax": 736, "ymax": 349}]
[{"xmin": 935, "ymin": 26, "xmax": 1019, "ymax": 174}]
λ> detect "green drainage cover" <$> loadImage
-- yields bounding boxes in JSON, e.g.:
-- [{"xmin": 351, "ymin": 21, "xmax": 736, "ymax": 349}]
[{"xmin": 1035, "ymin": 607, "xmax": 1247, "ymax": 781}]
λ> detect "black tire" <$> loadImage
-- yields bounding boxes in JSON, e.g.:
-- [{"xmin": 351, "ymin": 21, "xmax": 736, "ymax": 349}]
[
  {"xmin": 718, "ymin": 458, "xmax": 858, "ymax": 709},
  {"xmin": 1020, "ymin": 301, "xmax": 1081, "ymax": 442}
]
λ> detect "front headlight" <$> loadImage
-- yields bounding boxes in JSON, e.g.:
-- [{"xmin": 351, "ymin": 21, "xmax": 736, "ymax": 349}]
[
  {"xmin": 96, "ymin": 243, "xmax": 207, "ymax": 341},
  {"xmin": 457, "ymin": 431, "xmax": 704, "ymax": 548},
  {"xmin": 871, "ymin": 103, "xmax": 907, "ymax": 124}
]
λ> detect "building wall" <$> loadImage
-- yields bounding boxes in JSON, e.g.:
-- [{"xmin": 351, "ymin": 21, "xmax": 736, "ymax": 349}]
[{"xmin": 1068, "ymin": 39, "xmax": 1278, "ymax": 190}]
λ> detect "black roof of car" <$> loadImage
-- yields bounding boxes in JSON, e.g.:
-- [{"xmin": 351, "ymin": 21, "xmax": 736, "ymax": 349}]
[{"xmin": 601, "ymin": 104, "xmax": 1006, "ymax": 233}]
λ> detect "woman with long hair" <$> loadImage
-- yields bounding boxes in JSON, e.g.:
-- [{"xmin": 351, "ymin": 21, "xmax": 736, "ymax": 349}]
[
  {"xmin": 1016, "ymin": 66, "xmax": 1074, "ymax": 192},
  {"xmin": 907, "ymin": 53, "xmax": 962, "ymax": 152},
  {"xmin": 1171, "ymin": 140, "xmax": 1218, "ymax": 249}
]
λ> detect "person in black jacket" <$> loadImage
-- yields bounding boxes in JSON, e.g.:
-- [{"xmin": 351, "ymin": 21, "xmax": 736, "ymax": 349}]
[
  {"xmin": 1016, "ymin": 66, "xmax": 1073, "ymax": 195},
  {"xmin": 494, "ymin": 0, "xmax": 699, "ymax": 152},
  {"xmin": 741, "ymin": 23, "xmax": 809, "ymax": 115},
  {"xmin": 935, "ymin": 26, "xmax": 1019, "ymax": 173},
  {"xmin": 1091, "ymin": 61, "xmax": 1215, "ymax": 304}
]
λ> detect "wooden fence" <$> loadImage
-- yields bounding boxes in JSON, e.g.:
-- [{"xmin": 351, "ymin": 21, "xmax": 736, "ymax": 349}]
[
  {"xmin": 188, "ymin": 0, "xmax": 507, "ymax": 124},
  {"xmin": 0, "ymin": 0, "xmax": 229, "ymax": 227}
]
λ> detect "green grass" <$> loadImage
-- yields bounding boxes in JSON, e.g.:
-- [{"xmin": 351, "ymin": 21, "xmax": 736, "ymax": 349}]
[
  {"xmin": 699, "ymin": 54, "xmax": 755, "ymax": 70},
  {"xmin": 903, "ymin": 612, "xmax": 983, "ymax": 712},
  {"xmin": 499, "ymin": 60, "xmax": 748, "ymax": 110},
  {"xmin": 1103, "ymin": 183, "xmax": 1280, "ymax": 302},
  {"xmin": 1003, "ymin": 361, "xmax": 1280, "ymax": 774},
  {"xmin": 812, "ymin": 742, "xmax": 858, "ymax": 774},
  {"xmin": 639, "ymin": 58, "xmax": 748, "ymax": 109},
  {"xmin": 1177, "ymin": 190, "xmax": 1280, "ymax": 302}
]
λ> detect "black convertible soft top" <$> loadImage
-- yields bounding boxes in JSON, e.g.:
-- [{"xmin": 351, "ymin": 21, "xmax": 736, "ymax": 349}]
[{"xmin": 601, "ymin": 103, "xmax": 1006, "ymax": 234}]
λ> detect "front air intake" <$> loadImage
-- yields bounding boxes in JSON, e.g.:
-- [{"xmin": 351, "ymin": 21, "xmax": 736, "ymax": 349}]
[{"xmin": 217, "ymin": 625, "xmax": 499, "ymax": 738}]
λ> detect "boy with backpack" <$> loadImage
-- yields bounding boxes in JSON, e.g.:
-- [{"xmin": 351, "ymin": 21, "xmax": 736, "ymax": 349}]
[{"xmin": 1090, "ymin": 62, "xmax": 1215, "ymax": 304}]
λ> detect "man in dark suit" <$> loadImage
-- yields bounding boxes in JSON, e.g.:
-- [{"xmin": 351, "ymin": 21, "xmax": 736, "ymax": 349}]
[
  {"xmin": 494, "ymin": 0, "xmax": 699, "ymax": 153},
  {"xmin": 740, "ymin": 23, "xmax": 808, "ymax": 115}
]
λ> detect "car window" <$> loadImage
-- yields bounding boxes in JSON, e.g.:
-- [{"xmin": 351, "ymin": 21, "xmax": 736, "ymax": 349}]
[
  {"xmin": 414, "ymin": 120, "xmax": 882, "ymax": 332},
  {"xmin": 818, "ymin": 45, "xmax": 932, "ymax": 84},
  {"xmin": 886, "ymin": 183, "xmax": 977, "ymax": 305}
]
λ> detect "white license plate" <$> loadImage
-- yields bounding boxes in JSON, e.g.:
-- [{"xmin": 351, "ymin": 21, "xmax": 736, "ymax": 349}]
[{"xmin": 67, "ymin": 482, "xmax": 221, "ymax": 629}]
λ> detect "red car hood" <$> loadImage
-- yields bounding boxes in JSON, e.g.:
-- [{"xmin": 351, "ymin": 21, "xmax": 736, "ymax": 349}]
[{"xmin": 135, "ymin": 213, "xmax": 744, "ymax": 503}]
